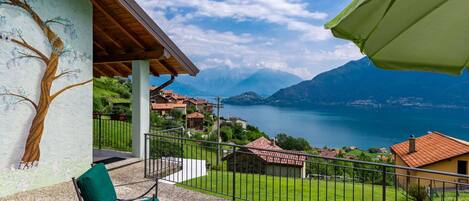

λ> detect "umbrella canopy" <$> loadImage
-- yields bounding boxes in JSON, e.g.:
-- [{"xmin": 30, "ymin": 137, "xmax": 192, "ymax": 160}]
[{"xmin": 325, "ymin": 0, "xmax": 469, "ymax": 75}]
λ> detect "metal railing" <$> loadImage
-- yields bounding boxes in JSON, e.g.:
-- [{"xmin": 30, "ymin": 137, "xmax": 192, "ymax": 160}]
[
  {"xmin": 144, "ymin": 134, "xmax": 469, "ymax": 201},
  {"xmin": 93, "ymin": 113, "xmax": 132, "ymax": 152}
]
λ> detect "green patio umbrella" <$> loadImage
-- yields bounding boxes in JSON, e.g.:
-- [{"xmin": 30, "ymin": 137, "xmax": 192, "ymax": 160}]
[{"xmin": 325, "ymin": 0, "xmax": 469, "ymax": 75}]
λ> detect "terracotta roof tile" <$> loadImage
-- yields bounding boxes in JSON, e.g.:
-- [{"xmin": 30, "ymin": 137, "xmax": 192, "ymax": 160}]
[
  {"xmin": 187, "ymin": 112, "xmax": 204, "ymax": 119},
  {"xmin": 151, "ymin": 103, "xmax": 186, "ymax": 110},
  {"xmin": 245, "ymin": 137, "xmax": 307, "ymax": 166},
  {"xmin": 391, "ymin": 132, "xmax": 469, "ymax": 168}
]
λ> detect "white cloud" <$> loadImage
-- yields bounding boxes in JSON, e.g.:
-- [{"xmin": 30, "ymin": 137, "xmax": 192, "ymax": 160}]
[
  {"xmin": 138, "ymin": 0, "xmax": 331, "ymax": 41},
  {"xmin": 136, "ymin": 0, "xmax": 362, "ymax": 79}
]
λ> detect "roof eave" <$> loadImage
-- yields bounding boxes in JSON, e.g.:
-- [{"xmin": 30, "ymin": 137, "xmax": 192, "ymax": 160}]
[{"xmin": 119, "ymin": 0, "xmax": 199, "ymax": 76}]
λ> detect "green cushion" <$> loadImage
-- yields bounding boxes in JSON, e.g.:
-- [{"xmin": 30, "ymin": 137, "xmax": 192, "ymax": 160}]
[{"xmin": 76, "ymin": 163, "xmax": 117, "ymax": 201}]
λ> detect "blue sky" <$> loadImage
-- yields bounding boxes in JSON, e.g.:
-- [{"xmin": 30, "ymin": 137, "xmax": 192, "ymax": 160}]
[{"xmin": 136, "ymin": 0, "xmax": 363, "ymax": 79}]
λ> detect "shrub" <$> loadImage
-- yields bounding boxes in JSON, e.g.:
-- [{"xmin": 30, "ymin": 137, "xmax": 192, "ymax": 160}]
[
  {"xmin": 275, "ymin": 133, "xmax": 311, "ymax": 151},
  {"xmin": 220, "ymin": 126, "xmax": 233, "ymax": 141},
  {"xmin": 406, "ymin": 185, "xmax": 429, "ymax": 201}
]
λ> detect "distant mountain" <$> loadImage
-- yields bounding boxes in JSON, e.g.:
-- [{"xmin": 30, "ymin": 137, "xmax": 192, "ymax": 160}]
[
  {"xmin": 150, "ymin": 67, "xmax": 302, "ymax": 97},
  {"xmin": 223, "ymin": 91, "xmax": 265, "ymax": 105},
  {"xmin": 228, "ymin": 69, "xmax": 302, "ymax": 96},
  {"xmin": 150, "ymin": 77, "xmax": 208, "ymax": 96},
  {"xmin": 265, "ymin": 57, "xmax": 469, "ymax": 108}
]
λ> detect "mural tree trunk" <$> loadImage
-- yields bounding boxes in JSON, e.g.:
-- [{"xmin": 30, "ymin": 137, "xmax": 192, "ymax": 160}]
[{"xmin": 0, "ymin": 0, "xmax": 91, "ymax": 168}]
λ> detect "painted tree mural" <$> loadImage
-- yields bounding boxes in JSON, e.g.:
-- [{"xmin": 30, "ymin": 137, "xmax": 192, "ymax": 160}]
[{"xmin": 0, "ymin": 0, "xmax": 91, "ymax": 168}]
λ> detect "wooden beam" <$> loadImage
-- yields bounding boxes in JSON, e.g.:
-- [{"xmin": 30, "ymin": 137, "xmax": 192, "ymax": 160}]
[
  {"xmin": 158, "ymin": 59, "xmax": 178, "ymax": 75},
  {"xmin": 117, "ymin": 63, "xmax": 132, "ymax": 75},
  {"xmin": 93, "ymin": 65, "xmax": 107, "ymax": 77},
  {"xmin": 103, "ymin": 64, "xmax": 124, "ymax": 76},
  {"xmin": 93, "ymin": 41, "xmax": 106, "ymax": 51},
  {"xmin": 148, "ymin": 62, "xmax": 160, "ymax": 77},
  {"xmin": 94, "ymin": 49, "xmax": 164, "ymax": 64},
  {"xmin": 93, "ymin": 24, "xmax": 124, "ymax": 49},
  {"xmin": 92, "ymin": 0, "xmax": 146, "ymax": 49}
]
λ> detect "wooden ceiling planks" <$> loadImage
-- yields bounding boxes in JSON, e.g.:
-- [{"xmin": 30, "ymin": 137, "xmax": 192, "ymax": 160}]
[{"xmin": 92, "ymin": 0, "xmax": 198, "ymax": 78}]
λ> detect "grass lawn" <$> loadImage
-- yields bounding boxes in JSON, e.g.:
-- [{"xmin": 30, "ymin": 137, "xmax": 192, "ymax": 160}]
[
  {"xmin": 93, "ymin": 118, "xmax": 132, "ymax": 152},
  {"xmin": 177, "ymin": 170, "xmax": 469, "ymax": 201}
]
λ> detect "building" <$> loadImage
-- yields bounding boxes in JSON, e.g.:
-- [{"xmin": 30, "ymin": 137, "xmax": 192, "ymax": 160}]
[
  {"xmin": 227, "ymin": 117, "xmax": 248, "ymax": 129},
  {"xmin": 184, "ymin": 98, "xmax": 212, "ymax": 113},
  {"xmin": 223, "ymin": 137, "xmax": 308, "ymax": 178},
  {"xmin": 151, "ymin": 103, "xmax": 187, "ymax": 116},
  {"xmin": 0, "ymin": 0, "xmax": 199, "ymax": 196},
  {"xmin": 187, "ymin": 112, "xmax": 205, "ymax": 131},
  {"xmin": 391, "ymin": 131, "xmax": 469, "ymax": 188}
]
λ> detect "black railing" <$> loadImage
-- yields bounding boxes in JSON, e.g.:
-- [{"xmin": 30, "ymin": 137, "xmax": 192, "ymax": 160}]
[
  {"xmin": 93, "ymin": 113, "xmax": 132, "ymax": 152},
  {"xmin": 144, "ymin": 134, "xmax": 469, "ymax": 201}
]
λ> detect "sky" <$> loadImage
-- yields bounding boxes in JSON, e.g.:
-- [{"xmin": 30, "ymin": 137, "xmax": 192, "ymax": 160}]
[{"xmin": 136, "ymin": 0, "xmax": 364, "ymax": 80}]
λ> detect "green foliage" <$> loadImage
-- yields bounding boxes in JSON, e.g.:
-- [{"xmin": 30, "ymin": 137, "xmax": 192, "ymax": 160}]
[
  {"xmin": 150, "ymin": 112, "xmax": 184, "ymax": 130},
  {"xmin": 170, "ymin": 109, "xmax": 184, "ymax": 121},
  {"xmin": 93, "ymin": 77, "xmax": 131, "ymax": 114},
  {"xmin": 220, "ymin": 126, "xmax": 233, "ymax": 141},
  {"xmin": 406, "ymin": 185, "xmax": 430, "ymax": 201},
  {"xmin": 367, "ymin": 147, "xmax": 380, "ymax": 153},
  {"xmin": 187, "ymin": 105, "xmax": 197, "ymax": 114},
  {"xmin": 275, "ymin": 133, "xmax": 311, "ymax": 151},
  {"xmin": 149, "ymin": 139, "xmax": 183, "ymax": 159}
]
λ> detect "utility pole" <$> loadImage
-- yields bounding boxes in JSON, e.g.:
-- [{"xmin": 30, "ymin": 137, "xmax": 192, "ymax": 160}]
[{"xmin": 215, "ymin": 96, "xmax": 223, "ymax": 166}]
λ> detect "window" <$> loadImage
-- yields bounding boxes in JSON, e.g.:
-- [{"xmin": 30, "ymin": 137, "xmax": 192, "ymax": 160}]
[{"xmin": 458, "ymin": 160, "xmax": 468, "ymax": 175}]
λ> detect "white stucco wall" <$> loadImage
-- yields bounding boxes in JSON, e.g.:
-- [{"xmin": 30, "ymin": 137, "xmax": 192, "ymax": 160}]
[{"xmin": 0, "ymin": 0, "xmax": 92, "ymax": 197}]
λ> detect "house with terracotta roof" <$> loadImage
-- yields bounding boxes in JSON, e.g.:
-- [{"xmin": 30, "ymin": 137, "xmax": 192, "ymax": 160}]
[
  {"xmin": 187, "ymin": 112, "xmax": 205, "ymax": 131},
  {"xmin": 184, "ymin": 98, "xmax": 213, "ymax": 113},
  {"xmin": 391, "ymin": 131, "xmax": 469, "ymax": 188},
  {"xmin": 151, "ymin": 103, "xmax": 187, "ymax": 116},
  {"xmin": 222, "ymin": 137, "xmax": 308, "ymax": 178}
]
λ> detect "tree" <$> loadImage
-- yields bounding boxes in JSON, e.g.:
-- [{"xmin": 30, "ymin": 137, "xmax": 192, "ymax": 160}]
[
  {"xmin": 0, "ymin": 0, "xmax": 91, "ymax": 168},
  {"xmin": 275, "ymin": 133, "xmax": 311, "ymax": 151},
  {"xmin": 220, "ymin": 126, "xmax": 233, "ymax": 142}
]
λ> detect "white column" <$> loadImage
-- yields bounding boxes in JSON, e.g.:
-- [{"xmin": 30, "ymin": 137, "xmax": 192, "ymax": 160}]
[{"xmin": 131, "ymin": 60, "xmax": 150, "ymax": 158}]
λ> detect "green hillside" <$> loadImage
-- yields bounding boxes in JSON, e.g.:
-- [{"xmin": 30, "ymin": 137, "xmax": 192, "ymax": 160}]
[{"xmin": 93, "ymin": 77, "xmax": 131, "ymax": 114}]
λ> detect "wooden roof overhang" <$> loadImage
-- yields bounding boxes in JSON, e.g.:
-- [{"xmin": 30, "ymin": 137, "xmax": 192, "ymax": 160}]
[{"xmin": 92, "ymin": 0, "xmax": 199, "ymax": 77}]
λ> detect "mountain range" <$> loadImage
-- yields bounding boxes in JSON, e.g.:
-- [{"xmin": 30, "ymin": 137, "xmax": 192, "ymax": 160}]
[
  {"xmin": 150, "ymin": 67, "xmax": 302, "ymax": 97},
  {"xmin": 226, "ymin": 57, "xmax": 469, "ymax": 108}
]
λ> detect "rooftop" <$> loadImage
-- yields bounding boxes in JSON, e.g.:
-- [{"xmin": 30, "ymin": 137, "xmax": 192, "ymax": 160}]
[
  {"xmin": 187, "ymin": 112, "xmax": 204, "ymax": 119},
  {"xmin": 391, "ymin": 131, "xmax": 469, "ymax": 168},
  {"xmin": 92, "ymin": 0, "xmax": 198, "ymax": 77},
  {"xmin": 244, "ymin": 137, "xmax": 307, "ymax": 166},
  {"xmin": 151, "ymin": 103, "xmax": 186, "ymax": 110}
]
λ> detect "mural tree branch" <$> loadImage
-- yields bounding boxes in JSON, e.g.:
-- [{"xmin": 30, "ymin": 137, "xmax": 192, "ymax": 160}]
[{"xmin": 0, "ymin": 0, "xmax": 92, "ymax": 168}]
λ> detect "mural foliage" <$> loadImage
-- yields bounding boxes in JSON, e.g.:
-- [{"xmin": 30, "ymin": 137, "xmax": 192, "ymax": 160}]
[{"xmin": 0, "ymin": 0, "xmax": 91, "ymax": 169}]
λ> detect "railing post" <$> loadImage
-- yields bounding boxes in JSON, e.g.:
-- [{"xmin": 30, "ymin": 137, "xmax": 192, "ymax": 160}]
[
  {"xmin": 144, "ymin": 134, "xmax": 147, "ymax": 178},
  {"xmin": 382, "ymin": 166, "xmax": 386, "ymax": 201},
  {"xmin": 98, "ymin": 114, "xmax": 102, "ymax": 150},
  {"xmin": 232, "ymin": 146, "xmax": 236, "ymax": 201}
]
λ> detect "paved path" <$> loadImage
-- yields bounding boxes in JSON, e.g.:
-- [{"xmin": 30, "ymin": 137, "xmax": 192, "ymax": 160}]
[
  {"xmin": 161, "ymin": 158, "xmax": 207, "ymax": 184},
  {"xmin": 1, "ymin": 161, "xmax": 224, "ymax": 201}
]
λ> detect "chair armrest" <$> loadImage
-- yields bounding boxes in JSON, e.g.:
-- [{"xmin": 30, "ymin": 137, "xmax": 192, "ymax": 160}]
[{"xmin": 116, "ymin": 177, "xmax": 159, "ymax": 201}]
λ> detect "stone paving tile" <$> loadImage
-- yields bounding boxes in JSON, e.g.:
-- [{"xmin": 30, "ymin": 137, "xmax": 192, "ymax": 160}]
[{"xmin": 1, "ymin": 161, "xmax": 226, "ymax": 201}]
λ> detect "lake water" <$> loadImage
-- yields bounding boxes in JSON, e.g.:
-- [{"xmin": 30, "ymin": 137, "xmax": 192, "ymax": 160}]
[{"xmin": 220, "ymin": 104, "xmax": 469, "ymax": 149}]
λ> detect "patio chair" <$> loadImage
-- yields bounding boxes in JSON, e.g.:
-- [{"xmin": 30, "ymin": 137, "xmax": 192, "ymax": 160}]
[{"xmin": 72, "ymin": 163, "xmax": 159, "ymax": 201}]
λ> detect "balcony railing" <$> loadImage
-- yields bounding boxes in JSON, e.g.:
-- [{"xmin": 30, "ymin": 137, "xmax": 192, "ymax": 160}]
[
  {"xmin": 93, "ymin": 113, "xmax": 132, "ymax": 152},
  {"xmin": 144, "ymin": 133, "xmax": 469, "ymax": 201}
]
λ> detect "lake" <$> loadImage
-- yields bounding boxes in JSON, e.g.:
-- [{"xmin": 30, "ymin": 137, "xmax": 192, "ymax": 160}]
[{"xmin": 220, "ymin": 104, "xmax": 469, "ymax": 149}]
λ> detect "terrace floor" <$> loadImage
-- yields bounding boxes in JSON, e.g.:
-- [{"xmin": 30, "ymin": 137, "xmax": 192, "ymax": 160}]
[{"xmin": 1, "ymin": 161, "xmax": 225, "ymax": 201}]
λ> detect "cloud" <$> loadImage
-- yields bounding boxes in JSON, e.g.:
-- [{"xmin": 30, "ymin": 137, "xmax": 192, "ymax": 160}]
[
  {"xmin": 138, "ymin": 0, "xmax": 330, "ymax": 41},
  {"xmin": 136, "ymin": 0, "xmax": 362, "ymax": 79}
]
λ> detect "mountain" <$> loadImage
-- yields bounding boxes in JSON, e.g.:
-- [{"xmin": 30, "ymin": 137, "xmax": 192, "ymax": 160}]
[
  {"xmin": 150, "ymin": 67, "xmax": 302, "ymax": 97},
  {"xmin": 265, "ymin": 57, "xmax": 469, "ymax": 108},
  {"xmin": 228, "ymin": 69, "xmax": 302, "ymax": 96},
  {"xmin": 223, "ymin": 91, "xmax": 265, "ymax": 105},
  {"xmin": 150, "ymin": 77, "xmax": 208, "ymax": 96}
]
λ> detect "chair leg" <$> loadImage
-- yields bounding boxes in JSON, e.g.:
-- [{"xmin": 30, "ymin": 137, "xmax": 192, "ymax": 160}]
[{"xmin": 72, "ymin": 178, "xmax": 84, "ymax": 201}]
